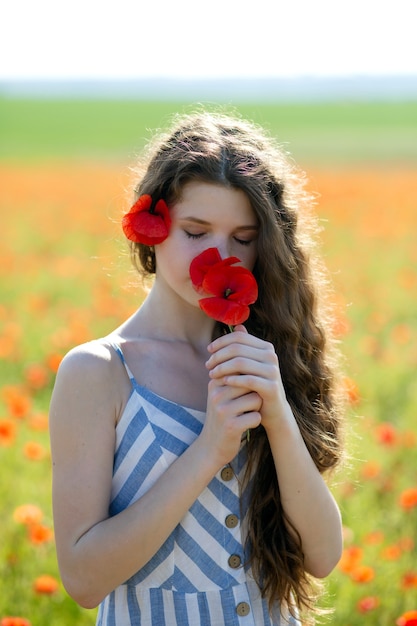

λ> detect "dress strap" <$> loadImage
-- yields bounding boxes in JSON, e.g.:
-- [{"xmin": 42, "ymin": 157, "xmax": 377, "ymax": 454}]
[{"xmin": 108, "ymin": 341, "xmax": 136, "ymax": 382}]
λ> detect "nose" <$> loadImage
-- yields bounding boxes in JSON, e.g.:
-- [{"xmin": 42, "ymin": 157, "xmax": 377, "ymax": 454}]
[{"xmin": 216, "ymin": 239, "xmax": 232, "ymax": 260}]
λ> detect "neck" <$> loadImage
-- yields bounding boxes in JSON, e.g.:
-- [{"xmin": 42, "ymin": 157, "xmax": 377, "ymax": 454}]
[{"xmin": 132, "ymin": 283, "xmax": 216, "ymax": 351}]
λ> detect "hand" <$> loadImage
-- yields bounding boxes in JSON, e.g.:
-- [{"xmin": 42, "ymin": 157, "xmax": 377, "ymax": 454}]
[
  {"xmin": 200, "ymin": 372, "xmax": 262, "ymax": 468},
  {"xmin": 206, "ymin": 325, "xmax": 290, "ymax": 433}
]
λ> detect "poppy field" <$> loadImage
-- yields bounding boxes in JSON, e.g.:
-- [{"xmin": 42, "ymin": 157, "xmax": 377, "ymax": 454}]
[{"xmin": 0, "ymin": 98, "xmax": 416, "ymax": 625}]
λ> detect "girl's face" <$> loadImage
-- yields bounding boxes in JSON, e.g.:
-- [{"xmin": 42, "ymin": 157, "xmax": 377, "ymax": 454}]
[{"xmin": 154, "ymin": 181, "xmax": 258, "ymax": 309}]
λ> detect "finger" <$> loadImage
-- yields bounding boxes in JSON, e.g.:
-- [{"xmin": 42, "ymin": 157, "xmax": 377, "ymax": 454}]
[
  {"xmin": 207, "ymin": 378, "xmax": 254, "ymax": 403},
  {"xmin": 222, "ymin": 373, "xmax": 271, "ymax": 394},
  {"xmin": 207, "ymin": 380, "xmax": 262, "ymax": 415},
  {"xmin": 207, "ymin": 377, "xmax": 262, "ymax": 409},
  {"xmin": 207, "ymin": 344, "xmax": 274, "ymax": 373},
  {"xmin": 207, "ymin": 328, "xmax": 257, "ymax": 353},
  {"xmin": 233, "ymin": 324, "xmax": 248, "ymax": 334},
  {"xmin": 208, "ymin": 355, "xmax": 277, "ymax": 381},
  {"xmin": 229, "ymin": 391, "xmax": 263, "ymax": 415},
  {"xmin": 223, "ymin": 374, "xmax": 285, "ymax": 409},
  {"xmin": 234, "ymin": 411, "xmax": 262, "ymax": 433}
]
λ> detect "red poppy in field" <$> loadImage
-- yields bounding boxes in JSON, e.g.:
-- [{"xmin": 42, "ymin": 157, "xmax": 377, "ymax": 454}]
[
  {"xmin": 0, "ymin": 419, "xmax": 17, "ymax": 446},
  {"xmin": 361, "ymin": 460, "xmax": 381, "ymax": 480},
  {"xmin": 0, "ymin": 618, "xmax": 32, "ymax": 626},
  {"xmin": 402, "ymin": 571, "xmax": 417, "ymax": 590},
  {"xmin": 357, "ymin": 595, "xmax": 380, "ymax": 613},
  {"xmin": 13, "ymin": 504, "xmax": 43, "ymax": 526},
  {"xmin": 381, "ymin": 544, "xmax": 402, "ymax": 560},
  {"xmin": 396, "ymin": 610, "xmax": 417, "ymax": 626},
  {"xmin": 350, "ymin": 564, "xmax": 375, "ymax": 583},
  {"xmin": 46, "ymin": 352, "xmax": 63, "ymax": 373},
  {"xmin": 23, "ymin": 440, "xmax": 47, "ymax": 461},
  {"xmin": 2, "ymin": 385, "xmax": 31, "ymax": 419},
  {"xmin": 399, "ymin": 487, "xmax": 417, "ymax": 510},
  {"xmin": 24, "ymin": 363, "xmax": 49, "ymax": 390},
  {"xmin": 375, "ymin": 422, "xmax": 398, "ymax": 446},
  {"xmin": 363, "ymin": 530, "xmax": 384, "ymax": 545},
  {"xmin": 190, "ymin": 248, "xmax": 258, "ymax": 326},
  {"xmin": 28, "ymin": 522, "xmax": 54, "ymax": 545},
  {"xmin": 337, "ymin": 545, "xmax": 363, "ymax": 574},
  {"xmin": 122, "ymin": 194, "xmax": 171, "ymax": 245},
  {"xmin": 33, "ymin": 575, "xmax": 59, "ymax": 595}
]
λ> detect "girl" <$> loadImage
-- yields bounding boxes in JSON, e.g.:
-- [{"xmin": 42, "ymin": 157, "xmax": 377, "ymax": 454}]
[{"xmin": 50, "ymin": 110, "xmax": 345, "ymax": 625}]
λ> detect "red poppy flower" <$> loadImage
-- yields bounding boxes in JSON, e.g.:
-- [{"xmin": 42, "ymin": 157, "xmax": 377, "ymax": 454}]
[
  {"xmin": 402, "ymin": 571, "xmax": 417, "ymax": 589},
  {"xmin": 190, "ymin": 247, "xmax": 240, "ymax": 293},
  {"xmin": 190, "ymin": 247, "xmax": 258, "ymax": 326},
  {"xmin": 1, "ymin": 618, "xmax": 32, "ymax": 626},
  {"xmin": 399, "ymin": 486, "xmax": 417, "ymax": 510},
  {"xmin": 396, "ymin": 610, "xmax": 417, "ymax": 626},
  {"xmin": 0, "ymin": 419, "xmax": 17, "ymax": 446},
  {"xmin": 357, "ymin": 596, "xmax": 380, "ymax": 613},
  {"xmin": 350, "ymin": 564, "xmax": 375, "ymax": 583},
  {"xmin": 33, "ymin": 575, "xmax": 59, "ymax": 595},
  {"xmin": 122, "ymin": 194, "xmax": 171, "ymax": 245},
  {"xmin": 13, "ymin": 504, "xmax": 43, "ymax": 526}
]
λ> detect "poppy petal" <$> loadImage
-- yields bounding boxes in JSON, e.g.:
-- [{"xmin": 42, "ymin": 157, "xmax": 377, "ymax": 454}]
[
  {"xmin": 198, "ymin": 297, "xmax": 251, "ymax": 326},
  {"xmin": 154, "ymin": 199, "xmax": 171, "ymax": 222},
  {"xmin": 203, "ymin": 266, "xmax": 258, "ymax": 304},
  {"xmin": 190, "ymin": 247, "xmax": 258, "ymax": 325},
  {"xmin": 122, "ymin": 195, "xmax": 171, "ymax": 244},
  {"xmin": 190, "ymin": 248, "xmax": 241, "ymax": 291},
  {"xmin": 124, "ymin": 211, "xmax": 170, "ymax": 245},
  {"xmin": 190, "ymin": 248, "xmax": 222, "ymax": 290}
]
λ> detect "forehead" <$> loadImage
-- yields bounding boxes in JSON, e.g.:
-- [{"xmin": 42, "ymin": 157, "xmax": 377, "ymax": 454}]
[{"xmin": 173, "ymin": 181, "xmax": 257, "ymax": 224}]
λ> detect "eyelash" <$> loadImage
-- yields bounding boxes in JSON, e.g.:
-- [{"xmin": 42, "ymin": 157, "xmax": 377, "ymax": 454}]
[
  {"xmin": 185, "ymin": 232, "xmax": 252, "ymax": 246},
  {"xmin": 185, "ymin": 232, "xmax": 204, "ymax": 240}
]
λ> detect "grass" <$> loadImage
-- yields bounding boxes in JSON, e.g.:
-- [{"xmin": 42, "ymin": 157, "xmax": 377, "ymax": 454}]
[
  {"xmin": 0, "ymin": 97, "xmax": 416, "ymax": 625},
  {"xmin": 1, "ymin": 97, "xmax": 416, "ymax": 165}
]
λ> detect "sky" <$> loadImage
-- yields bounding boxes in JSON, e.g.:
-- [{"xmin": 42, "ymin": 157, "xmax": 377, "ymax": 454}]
[{"xmin": 2, "ymin": 0, "xmax": 417, "ymax": 80}]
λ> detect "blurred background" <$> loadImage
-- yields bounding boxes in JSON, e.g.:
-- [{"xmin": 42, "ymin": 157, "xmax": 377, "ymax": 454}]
[
  {"xmin": 2, "ymin": 0, "xmax": 417, "ymax": 166},
  {"xmin": 1, "ymin": 1, "xmax": 417, "ymax": 624}
]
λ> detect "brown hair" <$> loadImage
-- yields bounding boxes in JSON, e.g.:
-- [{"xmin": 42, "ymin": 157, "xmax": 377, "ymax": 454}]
[{"xmin": 127, "ymin": 109, "xmax": 344, "ymax": 620}]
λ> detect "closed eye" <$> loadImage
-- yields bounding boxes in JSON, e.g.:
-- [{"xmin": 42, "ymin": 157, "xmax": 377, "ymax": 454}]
[
  {"xmin": 185, "ymin": 231, "xmax": 205, "ymax": 240},
  {"xmin": 234, "ymin": 237, "xmax": 253, "ymax": 246}
]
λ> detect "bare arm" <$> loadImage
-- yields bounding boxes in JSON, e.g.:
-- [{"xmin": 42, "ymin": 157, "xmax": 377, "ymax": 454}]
[
  {"xmin": 261, "ymin": 405, "xmax": 343, "ymax": 578},
  {"xmin": 50, "ymin": 342, "xmax": 261, "ymax": 609},
  {"xmin": 206, "ymin": 326, "xmax": 343, "ymax": 578}
]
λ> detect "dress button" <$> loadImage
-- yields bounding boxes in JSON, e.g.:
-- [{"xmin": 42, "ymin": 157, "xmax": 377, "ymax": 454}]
[
  {"xmin": 221, "ymin": 466, "xmax": 234, "ymax": 481},
  {"xmin": 225, "ymin": 514, "xmax": 239, "ymax": 528},
  {"xmin": 228, "ymin": 554, "xmax": 242, "ymax": 568},
  {"xmin": 236, "ymin": 601, "xmax": 251, "ymax": 616}
]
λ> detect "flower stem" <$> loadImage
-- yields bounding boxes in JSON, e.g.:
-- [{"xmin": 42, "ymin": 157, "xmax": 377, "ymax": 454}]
[{"xmin": 228, "ymin": 324, "xmax": 250, "ymax": 443}]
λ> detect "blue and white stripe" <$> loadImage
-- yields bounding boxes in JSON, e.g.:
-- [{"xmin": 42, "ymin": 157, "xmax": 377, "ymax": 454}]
[{"xmin": 96, "ymin": 343, "xmax": 300, "ymax": 625}]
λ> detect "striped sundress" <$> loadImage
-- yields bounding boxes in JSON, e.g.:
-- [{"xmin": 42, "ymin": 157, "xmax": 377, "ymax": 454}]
[{"xmin": 96, "ymin": 342, "xmax": 300, "ymax": 626}]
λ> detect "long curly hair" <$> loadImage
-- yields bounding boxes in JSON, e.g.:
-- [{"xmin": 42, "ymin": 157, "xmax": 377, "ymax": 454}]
[{"xmin": 126, "ymin": 109, "xmax": 345, "ymax": 621}]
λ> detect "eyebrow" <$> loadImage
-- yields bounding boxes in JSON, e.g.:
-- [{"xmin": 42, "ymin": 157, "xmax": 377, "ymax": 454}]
[{"xmin": 180, "ymin": 217, "xmax": 259, "ymax": 230}]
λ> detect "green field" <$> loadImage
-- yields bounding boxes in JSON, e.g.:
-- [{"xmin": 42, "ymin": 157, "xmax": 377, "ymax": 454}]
[
  {"xmin": 1, "ymin": 96, "xmax": 417, "ymax": 625},
  {"xmin": 1, "ymin": 97, "xmax": 417, "ymax": 165}
]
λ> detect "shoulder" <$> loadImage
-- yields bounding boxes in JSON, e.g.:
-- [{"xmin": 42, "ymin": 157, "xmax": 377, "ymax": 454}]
[
  {"xmin": 51, "ymin": 339, "xmax": 128, "ymax": 422},
  {"xmin": 49, "ymin": 341, "xmax": 125, "ymax": 498},
  {"xmin": 52, "ymin": 340, "xmax": 120, "ymax": 398},
  {"xmin": 56, "ymin": 339, "xmax": 116, "ymax": 380}
]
